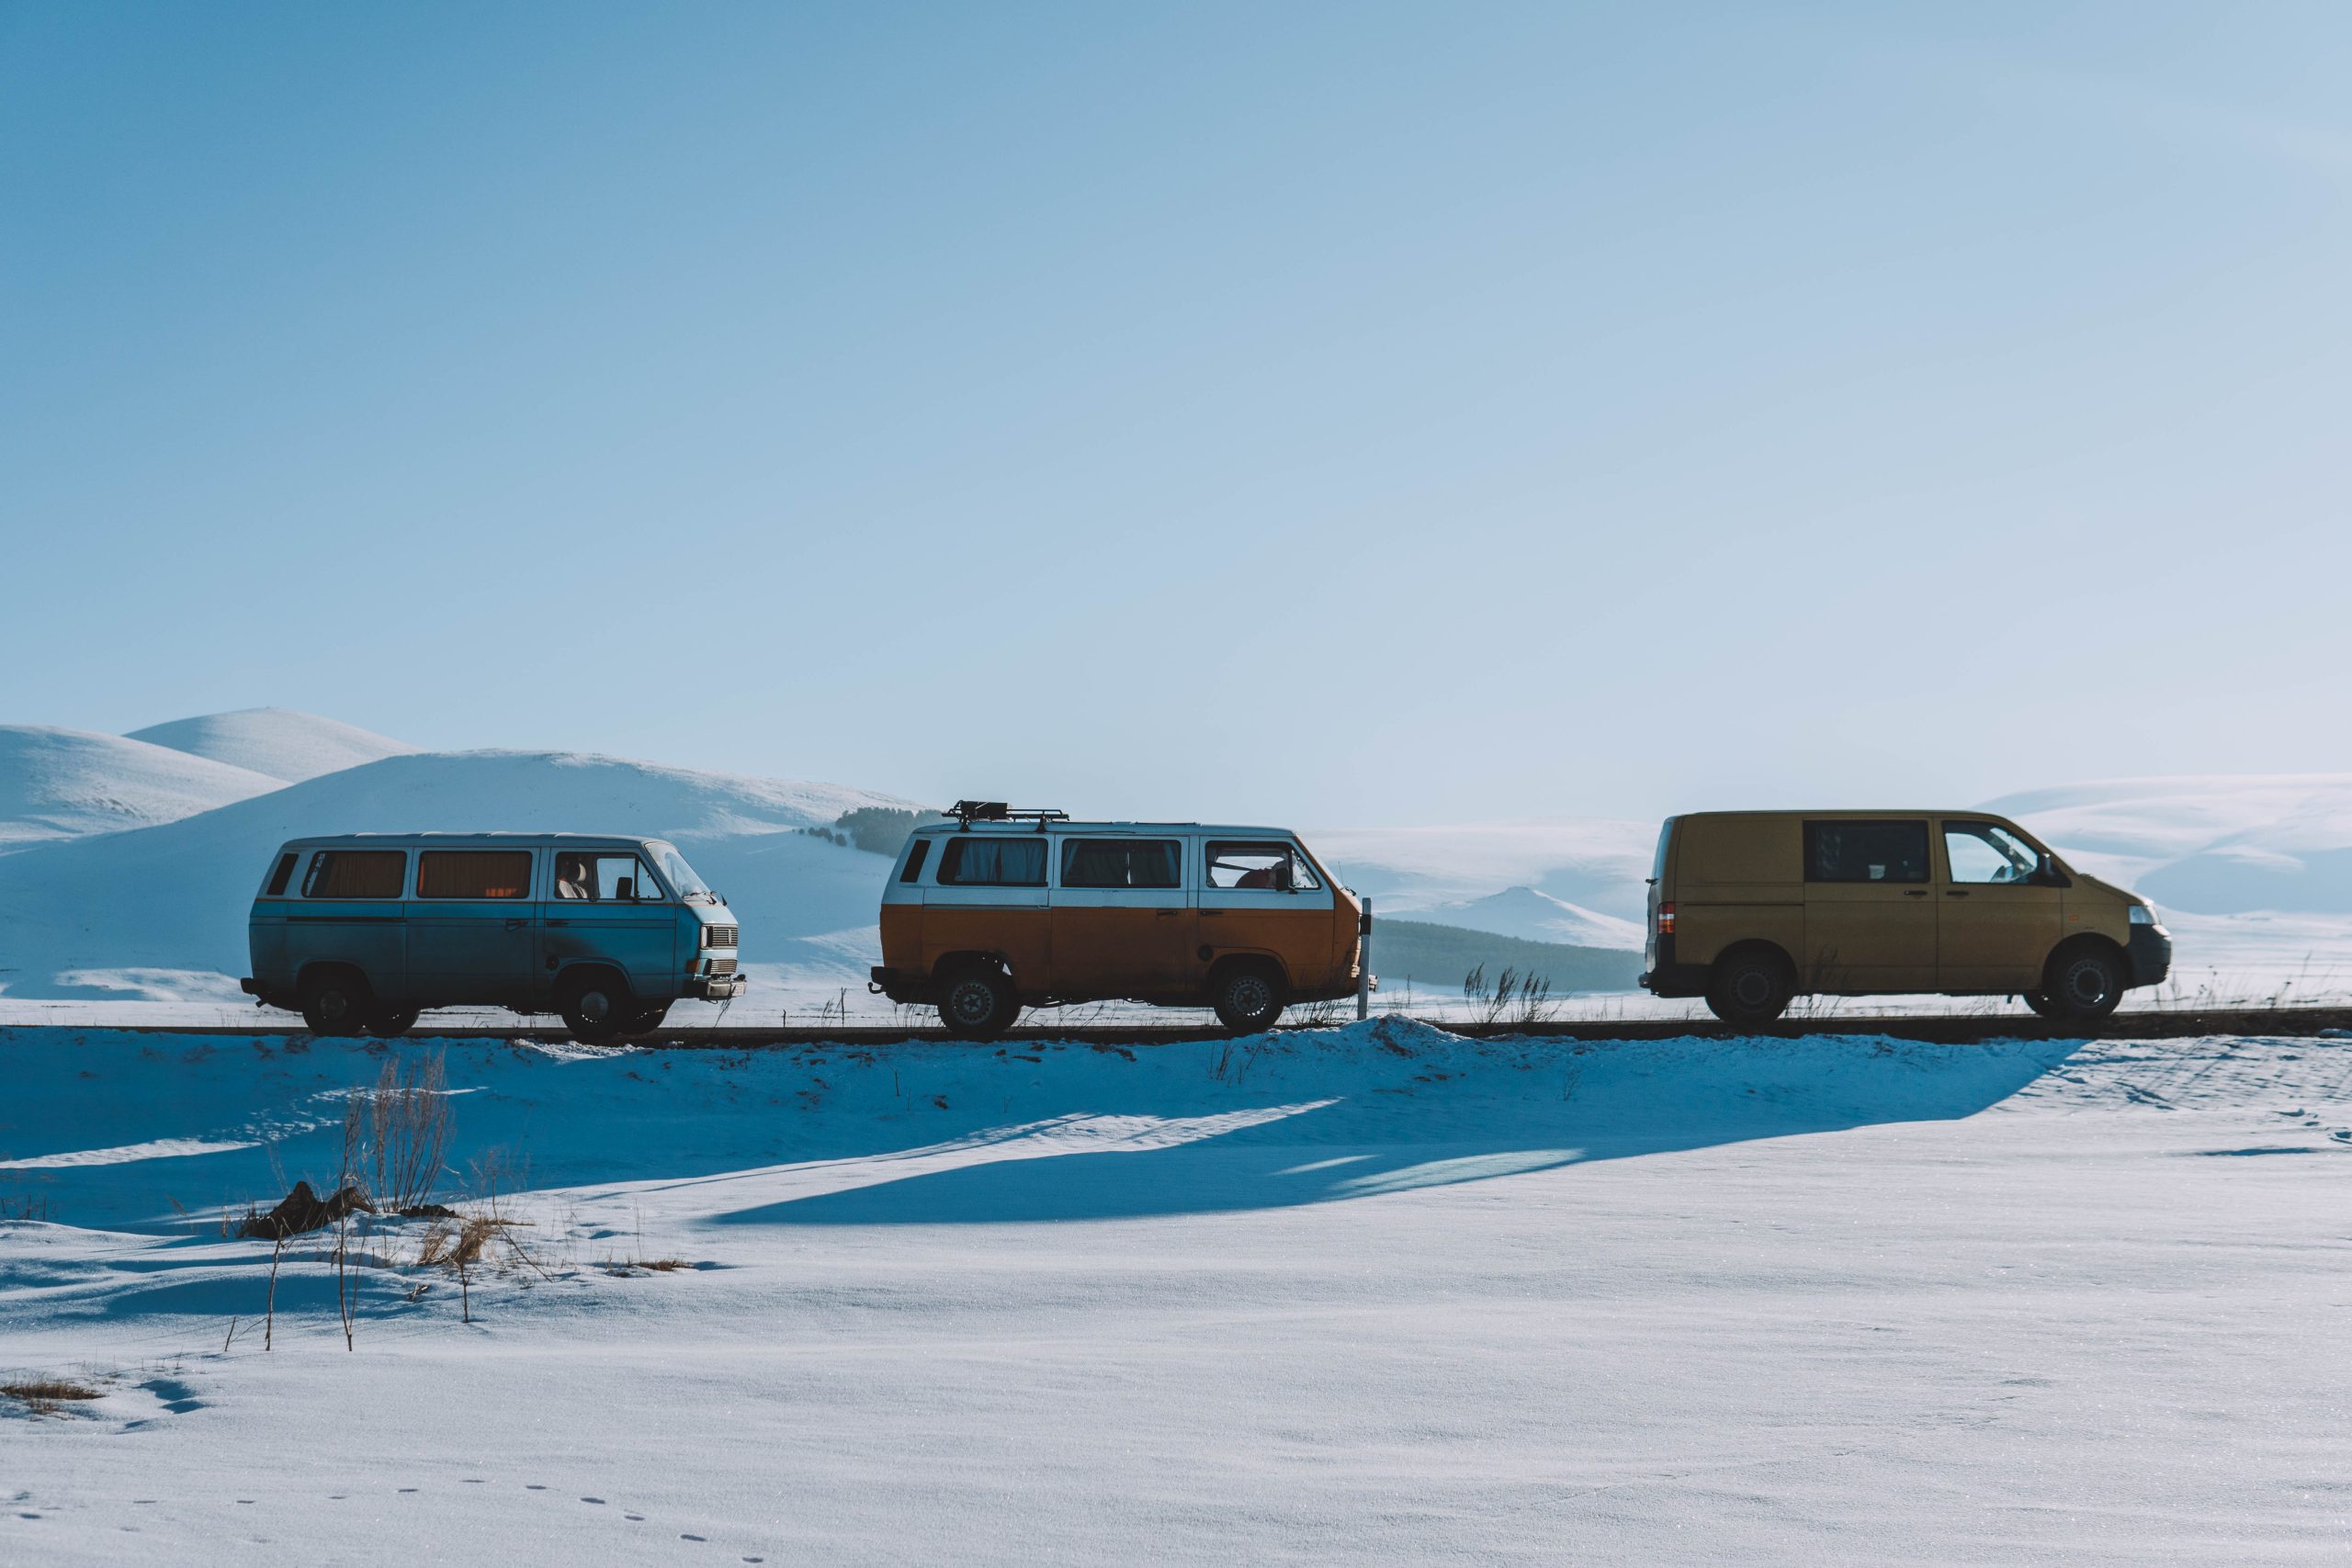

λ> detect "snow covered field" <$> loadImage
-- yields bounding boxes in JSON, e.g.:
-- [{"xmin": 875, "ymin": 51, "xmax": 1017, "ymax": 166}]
[{"xmin": 6, "ymin": 1022, "xmax": 2351, "ymax": 1563}]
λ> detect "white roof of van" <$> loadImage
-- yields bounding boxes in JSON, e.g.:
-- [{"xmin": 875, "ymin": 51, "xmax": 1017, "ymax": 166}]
[
  {"xmin": 911, "ymin": 821, "xmax": 1302, "ymax": 839},
  {"xmin": 274, "ymin": 832, "xmax": 668, "ymax": 848}
]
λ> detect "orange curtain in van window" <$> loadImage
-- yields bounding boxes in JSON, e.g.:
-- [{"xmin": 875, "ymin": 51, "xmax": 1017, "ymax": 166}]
[{"xmin": 417, "ymin": 851, "xmax": 534, "ymax": 899}]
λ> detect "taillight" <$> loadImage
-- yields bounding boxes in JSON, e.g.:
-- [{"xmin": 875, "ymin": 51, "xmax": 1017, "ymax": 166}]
[{"xmin": 1657, "ymin": 901, "xmax": 1675, "ymax": 936}]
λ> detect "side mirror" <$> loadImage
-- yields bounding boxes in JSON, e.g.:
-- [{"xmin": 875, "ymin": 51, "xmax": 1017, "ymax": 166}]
[{"xmin": 616, "ymin": 877, "xmax": 637, "ymax": 901}]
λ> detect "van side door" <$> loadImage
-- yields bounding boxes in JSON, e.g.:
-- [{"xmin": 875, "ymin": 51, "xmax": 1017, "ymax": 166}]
[
  {"xmin": 1049, "ymin": 835, "xmax": 1194, "ymax": 1001},
  {"xmin": 1934, "ymin": 819, "xmax": 2065, "ymax": 993},
  {"xmin": 1199, "ymin": 838, "xmax": 1334, "ymax": 988},
  {"xmin": 543, "ymin": 849, "xmax": 679, "ymax": 1001},
  {"xmin": 409, "ymin": 848, "xmax": 539, "ymax": 1006},
  {"xmin": 1801, "ymin": 820, "xmax": 1938, "ymax": 993},
  {"xmin": 290, "ymin": 847, "xmax": 411, "ymax": 999}
]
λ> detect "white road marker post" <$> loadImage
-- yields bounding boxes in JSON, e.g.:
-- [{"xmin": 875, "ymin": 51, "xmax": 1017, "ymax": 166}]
[{"xmin": 1357, "ymin": 896, "xmax": 1373, "ymax": 1021}]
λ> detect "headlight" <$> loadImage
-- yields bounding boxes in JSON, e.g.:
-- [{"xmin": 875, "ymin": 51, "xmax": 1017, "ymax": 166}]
[{"xmin": 2129, "ymin": 904, "xmax": 2160, "ymax": 926}]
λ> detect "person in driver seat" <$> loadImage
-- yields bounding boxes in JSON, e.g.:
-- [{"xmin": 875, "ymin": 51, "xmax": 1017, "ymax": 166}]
[{"xmin": 556, "ymin": 854, "xmax": 594, "ymax": 900}]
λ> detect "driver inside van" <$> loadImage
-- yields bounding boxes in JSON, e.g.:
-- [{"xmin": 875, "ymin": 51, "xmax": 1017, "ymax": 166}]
[{"xmin": 556, "ymin": 855, "xmax": 593, "ymax": 900}]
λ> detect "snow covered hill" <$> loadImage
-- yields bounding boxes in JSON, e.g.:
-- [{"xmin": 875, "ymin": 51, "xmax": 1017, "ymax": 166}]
[
  {"xmin": 0, "ymin": 749, "xmax": 917, "ymax": 1002},
  {"xmin": 0, "ymin": 727, "xmax": 284, "ymax": 849},
  {"xmin": 1314, "ymin": 818, "xmax": 1657, "ymax": 926},
  {"xmin": 1988, "ymin": 774, "xmax": 2352, "ymax": 916},
  {"xmin": 127, "ymin": 707, "xmax": 417, "ymax": 784},
  {"xmin": 1417, "ymin": 885, "xmax": 1645, "ymax": 949}
]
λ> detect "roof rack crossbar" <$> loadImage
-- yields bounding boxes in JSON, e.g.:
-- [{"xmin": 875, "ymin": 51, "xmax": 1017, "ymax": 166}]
[{"xmin": 948, "ymin": 800, "xmax": 1070, "ymax": 830}]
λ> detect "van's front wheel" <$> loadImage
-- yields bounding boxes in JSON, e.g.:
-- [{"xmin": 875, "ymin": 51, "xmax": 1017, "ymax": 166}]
[
  {"xmin": 1211, "ymin": 962, "xmax": 1287, "ymax": 1034},
  {"xmin": 366, "ymin": 1007, "xmax": 421, "ymax": 1038},
  {"xmin": 1704, "ymin": 949, "xmax": 1793, "ymax": 1026},
  {"xmin": 558, "ymin": 970, "xmax": 634, "ymax": 1045},
  {"xmin": 2043, "ymin": 946, "xmax": 2125, "ymax": 1021}
]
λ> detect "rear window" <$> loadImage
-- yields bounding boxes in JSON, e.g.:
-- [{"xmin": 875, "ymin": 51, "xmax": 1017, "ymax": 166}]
[
  {"xmin": 938, "ymin": 836, "xmax": 1047, "ymax": 886},
  {"xmin": 1651, "ymin": 818, "xmax": 1676, "ymax": 883},
  {"xmin": 301, "ymin": 850, "xmax": 406, "ymax": 899},
  {"xmin": 899, "ymin": 839, "xmax": 931, "ymax": 884},
  {"xmin": 1062, "ymin": 839, "xmax": 1182, "ymax": 889},
  {"xmin": 417, "ymin": 851, "xmax": 534, "ymax": 900},
  {"xmin": 1804, "ymin": 820, "xmax": 1930, "ymax": 884},
  {"xmin": 264, "ymin": 852, "xmax": 298, "ymax": 897}
]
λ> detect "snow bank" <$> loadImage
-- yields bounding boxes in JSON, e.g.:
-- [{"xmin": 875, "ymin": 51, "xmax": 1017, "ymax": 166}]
[{"xmin": 126, "ymin": 709, "xmax": 417, "ymax": 784}]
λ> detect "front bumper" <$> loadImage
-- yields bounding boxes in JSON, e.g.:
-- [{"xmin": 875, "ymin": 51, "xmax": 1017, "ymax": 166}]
[
  {"xmin": 2128, "ymin": 925, "xmax": 2172, "ymax": 987},
  {"xmin": 685, "ymin": 972, "xmax": 746, "ymax": 1001}
]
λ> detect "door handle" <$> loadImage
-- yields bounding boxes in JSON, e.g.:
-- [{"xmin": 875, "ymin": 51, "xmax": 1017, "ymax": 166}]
[
  {"xmin": 1200, "ymin": 909, "xmax": 1225, "ymax": 918},
  {"xmin": 504, "ymin": 919, "xmax": 527, "ymax": 930},
  {"xmin": 1903, "ymin": 890, "xmax": 1928, "ymax": 898},
  {"xmin": 1945, "ymin": 890, "xmax": 1970, "ymax": 898},
  {"xmin": 547, "ymin": 919, "xmax": 571, "ymax": 927},
  {"xmin": 1155, "ymin": 909, "xmax": 1182, "ymax": 919}
]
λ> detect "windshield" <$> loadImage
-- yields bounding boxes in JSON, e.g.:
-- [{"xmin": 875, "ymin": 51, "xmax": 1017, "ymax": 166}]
[{"xmin": 648, "ymin": 842, "xmax": 716, "ymax": 903}]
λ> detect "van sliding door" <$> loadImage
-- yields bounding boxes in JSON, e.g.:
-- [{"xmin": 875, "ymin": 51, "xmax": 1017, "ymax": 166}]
[
  {"xmin": 1050, "ymin": 837, "xmax": 1193, "ymax": 1001},
  {"xmin": 1801, "ymin": 820, "xmax": 1937, "ymax": 993}
]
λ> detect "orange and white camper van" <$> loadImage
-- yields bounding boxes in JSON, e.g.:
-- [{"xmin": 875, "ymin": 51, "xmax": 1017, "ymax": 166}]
[{"xmin": 870, "ymin": 804, "xmax": 1369, "ymax": 1037}]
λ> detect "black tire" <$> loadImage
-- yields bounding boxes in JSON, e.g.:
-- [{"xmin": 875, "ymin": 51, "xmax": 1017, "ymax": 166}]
[
  {"xmin": 1704, "ymin": 949, "xmax": 1793, "ymax": 1025},
  {"xmin": 559, "ymin": 969, "xmax": 634, "ymax": 1045},
  {"xmin": 1210, "ymin": 963, "xmax": 1287, "ymax": 1034},
  {"xmin": 2020, "ymin": 990, "xmax": 2063, "ymax": 1019},
  {"xmin": 366, "ymin": 1006, "xmax": 422, "ymax": 1038},
  {"xmin": 300, "ymin": 970, "xmax": 373, "ymax": 1037},
  {"xmin": 620, "ymin": 1003, "xmax": 671, "ymax": 1039},
  {"xmin": 935, "ymin": 966, "xmax": 1016, "ymax": 1039},
  {"xmin": 2043, "ymin": 946, "xmax": 2125, "ymax": 1021}
]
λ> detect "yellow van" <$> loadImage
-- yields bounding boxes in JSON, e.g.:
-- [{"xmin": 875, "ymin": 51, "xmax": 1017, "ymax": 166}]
[
  {"xmin": 1640, "ymin": 811, "xmax": 2169, "ymax": 1023},
  {"xmin": 869, "ymin": 804, "xmax": 1368, "ymax": 1037}
]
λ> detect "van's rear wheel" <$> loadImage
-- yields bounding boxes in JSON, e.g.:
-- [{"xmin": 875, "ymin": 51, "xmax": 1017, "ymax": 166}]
[
  {"xmin": 300, "ymin": 971, "xmax": 373, "ymax": 1037},
  {"xmin": 936, "ymin": 966, "xmax": 1016, "ymax": 1039},
  {"xmin": 559, "ymin": 971, "xmax": 634, "ymax": 1045},
  {"xmin": 2044, "ymin": 946, "xmax": 2125, "ymax": 1021},
  {"xmin": 1704, "ymin": 950, "xmax": 1792, "ymax": 1026},
  {"xmin": 366, "ymin": 1007, "xmax": 421, "ymax": 1038},
  {"xmin": 1211, "ymin": 962, "xmax": 1287, "ymax": 1033}
]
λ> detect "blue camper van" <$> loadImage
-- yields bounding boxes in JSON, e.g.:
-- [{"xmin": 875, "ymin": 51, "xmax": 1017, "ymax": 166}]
[{"xmin": 242, "ymin": 834, "xmax": 743, "ymax": 1043}]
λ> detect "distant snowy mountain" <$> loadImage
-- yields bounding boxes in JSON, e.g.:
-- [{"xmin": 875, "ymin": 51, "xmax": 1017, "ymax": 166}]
[
  {"xmin": 1314, "ymin": 818, "xmax": 1657, "ymax": 925},
  {"xmin": 127, "ymin": 707, "xmax": 416, "ymax": 783},
  {"xmin": 1419, "ymin": 886, "xmax": 1645, "ymax": 950},
  {"xmin": 0, "ymin": 748, "xmax": 917, "ymax": 1000},
  {"xmin": 1987, "ymin": 775, "xmax": 2352, "ymax": 916},
  {"xmin": 0, "ymin": 726, "xmax": 284, "ymax": 848}
]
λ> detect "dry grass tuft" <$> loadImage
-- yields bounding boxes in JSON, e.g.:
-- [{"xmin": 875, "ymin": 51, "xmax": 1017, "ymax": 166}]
[
  {"xmin": 639, "ymin": 1258, "xmax": 690, "ymax": 1272},
  {"xmin": 4, "ymin": 1378, "xmax": 103, "ymax": 1415}
]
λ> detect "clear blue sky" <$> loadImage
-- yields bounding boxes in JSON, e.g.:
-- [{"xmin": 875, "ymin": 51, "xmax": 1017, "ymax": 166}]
[{"xmin": 6, "ymin": 2, "xmax": 2348, "ymax": 825}]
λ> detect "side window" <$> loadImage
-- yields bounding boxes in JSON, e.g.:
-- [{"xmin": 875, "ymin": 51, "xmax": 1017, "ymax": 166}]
[
  {"xmin": 937, "ymin": 836, "xmax": 1047, "ymax": 886},
  {"xmin": 551, "ymin": 852, "xmax": 665, "ymax": 902},
  {"xmin": 1061, "ymin": 839, "xmax": 1182, "ymax": 889},
  {"xmin": 1804, "ymin": 821, "xmax": 1929, "ymax": 885},
  {"xmin": 899, "ymin": 839, "xmax": 932, "ymax": 884},
  {"xmin": 301, "ymin": 850, "xmax": 406, "ymax": 899},
  {"xmin": 1206, "ymin": 840, "xmax": 1320, "ymax": 891},
  {"xmin": 265, "ymin": 852, "xmax": 298, "ymax": 897},
  {"xmin": 418, "ymin": 851, "xmax": 534, "ymax": 899},
  {"xmin": 1943, "ymin": 822, "xmax": 2045, "ymax": 885}
]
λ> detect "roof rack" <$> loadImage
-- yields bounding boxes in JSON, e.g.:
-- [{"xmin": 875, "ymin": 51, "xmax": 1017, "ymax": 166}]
[{"xmin": 948, "ymin": 800, "xmax": 1070, "ymax": 831}]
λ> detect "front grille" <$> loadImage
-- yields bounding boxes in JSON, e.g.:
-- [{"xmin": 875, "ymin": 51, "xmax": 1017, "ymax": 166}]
[
  {"xmin": 706, "ymin": 924, "xmax": 739, "ymax": 949},
  {"xmin": 707, "ymin": 957, "xmax": 738, "ymax": 976}
]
